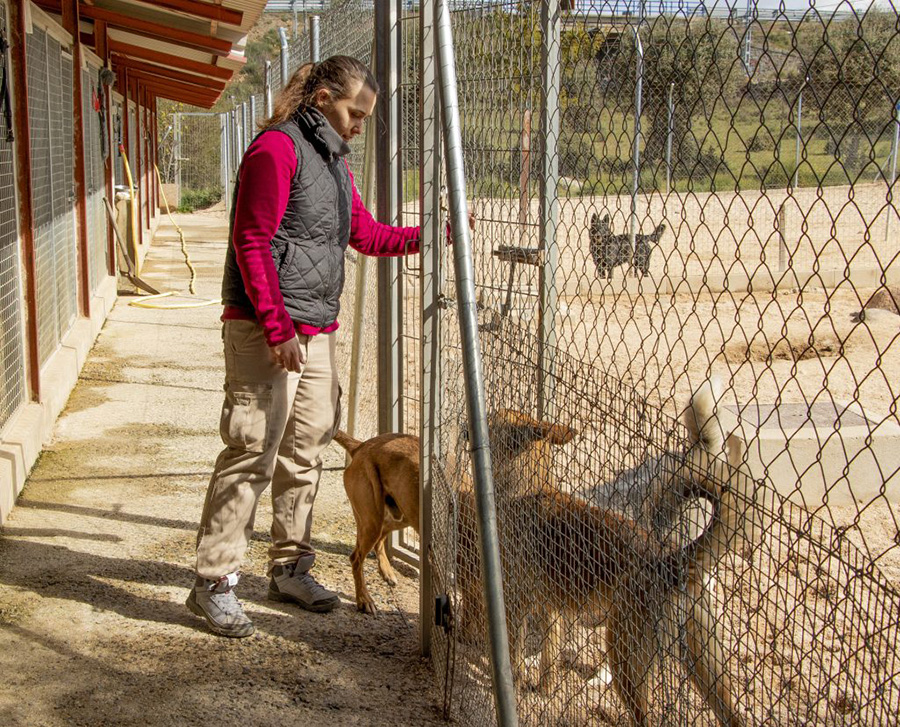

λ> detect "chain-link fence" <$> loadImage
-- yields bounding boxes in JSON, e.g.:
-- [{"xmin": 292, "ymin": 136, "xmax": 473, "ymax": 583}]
[
  {"xmin": 0, "ymin": 0, "xmax": 25, "ymax": 431},
  {"xmin": 418, "ymin": 1, "xmax": 900, "ymax": 724},
  {"xmin": 168, "ymin": 2, "xmax": 900, "ymax": 722}
]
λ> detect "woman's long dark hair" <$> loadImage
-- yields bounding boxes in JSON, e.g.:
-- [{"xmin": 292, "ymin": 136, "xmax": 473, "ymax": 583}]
[{"xmin": 259, "ymin": 55, "xmax": 378, "ymax": 130}]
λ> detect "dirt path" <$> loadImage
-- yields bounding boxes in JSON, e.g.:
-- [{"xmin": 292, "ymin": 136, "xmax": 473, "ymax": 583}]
[{"xmin": 0, "ymin": 212, "xmax": 445, "ymax": 727}]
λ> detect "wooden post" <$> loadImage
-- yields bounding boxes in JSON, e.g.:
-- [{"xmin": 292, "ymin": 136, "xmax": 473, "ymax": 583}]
[
  {"xmin": 62, "ymin": 0, "xmax": 91, "ymax": 315},
  {"xmin": 9, "ymin": 1, "xmax": 41, "ymax": 400},
  {"xmin": 778, "ymin": 203, "xmax": 787, "ymax": 272}
]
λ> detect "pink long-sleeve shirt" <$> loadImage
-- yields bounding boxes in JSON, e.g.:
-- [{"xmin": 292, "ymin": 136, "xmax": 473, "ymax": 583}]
[{"xmin": 223, "ymin": 130, "xmax": 420, "ymax": 346}]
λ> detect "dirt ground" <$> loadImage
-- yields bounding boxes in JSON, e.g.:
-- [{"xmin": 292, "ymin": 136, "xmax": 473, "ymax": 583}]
[{"xmin": 0, "ymin": 211, "xmax": 446, "ymax": 727}]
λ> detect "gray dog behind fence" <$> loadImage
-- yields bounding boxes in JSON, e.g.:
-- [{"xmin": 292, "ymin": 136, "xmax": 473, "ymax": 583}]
[{"xmin": 590, "ymin": 213, "xmax": 666, "ymax": 279}]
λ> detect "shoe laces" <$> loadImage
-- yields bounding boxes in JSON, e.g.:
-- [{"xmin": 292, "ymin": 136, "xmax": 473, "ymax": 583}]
[
  {"xmin": 296, "ymin": 570, "xmax": 332, "ymax": 599},
  {"xmin": 208, "ymin": 587, "xmax": 246, "ymax": 616}
]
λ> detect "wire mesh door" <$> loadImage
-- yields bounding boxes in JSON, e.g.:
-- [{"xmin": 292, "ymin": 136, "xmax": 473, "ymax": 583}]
[
  {"xmin": 424, "ymin": 1, "xmax": 900, "ymax": 725},
  {"xmin": 0, "ymin": 0, "xmax": 25, "ymax": 430},
  {"xmin": 81, "ymin": 65, "xmax": 109, "ymax": 294},
  {"xmin": 27, "ymin": 24, "xmax": 77, "ymax": 366}
]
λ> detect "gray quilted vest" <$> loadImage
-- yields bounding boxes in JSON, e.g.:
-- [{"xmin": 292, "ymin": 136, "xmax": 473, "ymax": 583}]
[{"xmin": 221, "ymin": 106, "xmax": 353, "ymax": 328}]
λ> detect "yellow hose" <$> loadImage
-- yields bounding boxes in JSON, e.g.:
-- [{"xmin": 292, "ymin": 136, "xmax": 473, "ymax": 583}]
[
  {"xmin": 154, "ymin": 164, "xmax": 197, "ymax": 295},
  {"xmin": 118, "ymin": 144, "xmax": 140, "ymax": 275},
  {"xmin": 124, "ymin": 164, "xmax": 220, "ymax": 310}
]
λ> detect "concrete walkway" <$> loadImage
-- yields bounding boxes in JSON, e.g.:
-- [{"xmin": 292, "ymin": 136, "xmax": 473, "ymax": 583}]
[{"xmin": 0, "ymin": 211, "xmax": 444, "ymax": 726}]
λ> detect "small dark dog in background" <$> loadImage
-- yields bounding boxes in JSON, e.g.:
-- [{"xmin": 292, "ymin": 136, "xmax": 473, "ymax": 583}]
[{"xmin": 589, "ymin": 213, "xmax": 665, "ymax": 279}]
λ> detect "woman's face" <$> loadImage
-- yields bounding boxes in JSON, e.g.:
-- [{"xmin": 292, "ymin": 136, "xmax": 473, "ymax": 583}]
[{"xmin": 315, "ymin": 79, "xmax": 377, "ymax": 142}]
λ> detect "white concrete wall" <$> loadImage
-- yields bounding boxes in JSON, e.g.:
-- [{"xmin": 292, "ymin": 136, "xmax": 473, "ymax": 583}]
[{"xmin": 0, "ymin": 274, "xmax": 118, "ymax": 524}]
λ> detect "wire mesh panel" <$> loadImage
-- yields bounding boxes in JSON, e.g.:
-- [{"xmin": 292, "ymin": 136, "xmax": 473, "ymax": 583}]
[
  {"xmin": 318, "ymin": 0, "xmax": 375, "ymax": 64},
  {"xmin": 54, "ymin": 47, "xmax": 77, "ymax": 341},
  {"xmin": 0, "ymin": 0, "xmax": 25, "ymax": 429},
  {"xmin": 422, "ymin": 1, "xmax": 900, "ymax": 724},
  {"xmin": 177, "ymin": 113, "xmax": 224, "ymax": 212},
  {"xmin": 82, "ymin": 66, "xmax": 109, "ymax": 292},
  {"xmin": 81, "ymin": 66, "xmax": 109, "ymax": 292},
  {"xmin": 112, "ymin": 100, "xmax": 124, "ymax": 188}
]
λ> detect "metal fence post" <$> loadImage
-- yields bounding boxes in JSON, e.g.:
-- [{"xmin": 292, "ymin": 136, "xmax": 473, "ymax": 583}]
[
  {"xmin": 220, "ymin": 112, "xmax": 230, "ymax": 214},
  {"xmin": 794, "ymin": 77, "xmax": 807, "ymax": 189},
  {"xmin": 418, "ymin": 0, "xmax": 441, "ymax": 658},
  {"xmin": 279, "ymin": 26, "xmax": 290, "ymax": 88},
  {"xmin": 310, "ymin": 15, "xmax": 321, "ymax": 63},
  {"xmin": 538, "ymin": 0, "xmax": 560, "ymax": 421},
  {"xmin": 242, "ymin": 101, "xmax": 249, "ymax": 153},
  {"xmin": 630, "ymin": 24, "xmax": 644, "ymax": 250},
  {"xmin": 666, "ymin": 82, "xmax": 674, "ymax": 195},
  {"xmin": 174, "ymin": 111, "xmax": 182, "ymax": 208},
  {"xmin": 419, "ymin": 3, "xmax": 443, "ymax": 656},
  {"xmin": 249, "ymin": 96, "xmax": 257, "ymax": 141},
  {"xmin": 435, "ymin": 2, "xmax": 518, "ymax": 723},
  {"xmin": 264, "ymin": 60, "xmax": 274, "ymax": 118},
  {"xmin": 886, "ymin": 101, "xmax": 900, "ymax": 243},
  {"xmin": 375, "ymin": 0, "xmax": 402, "ymax": 436},
  {"xmin": 744, "ymin": 0, "xmax": 753, "ymax": 75},
  {"xmin": 346, "ymin": 103, "xmax": 376, "ymax": 445}
]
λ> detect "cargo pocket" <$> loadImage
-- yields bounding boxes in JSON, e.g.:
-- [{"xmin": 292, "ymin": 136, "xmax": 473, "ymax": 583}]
[{"xmin": 220, "ymin": 382, "xmax": 273, "ymax": 453}]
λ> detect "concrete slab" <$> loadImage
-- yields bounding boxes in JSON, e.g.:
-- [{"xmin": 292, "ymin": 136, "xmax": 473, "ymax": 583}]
[{"xmin": 726, "ymin": 401, "xmax": 900, "ymax": 507}]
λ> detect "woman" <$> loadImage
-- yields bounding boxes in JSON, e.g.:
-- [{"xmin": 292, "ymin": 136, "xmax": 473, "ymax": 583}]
[{"xmin": 186, "ymin": 56, "xmax": 420, "ymax": 637}]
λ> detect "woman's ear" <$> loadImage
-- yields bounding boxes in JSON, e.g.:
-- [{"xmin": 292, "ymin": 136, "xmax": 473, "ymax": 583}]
[{"xmin": 314, "ymin": 87, "xmax": 331, "ymax": 109}]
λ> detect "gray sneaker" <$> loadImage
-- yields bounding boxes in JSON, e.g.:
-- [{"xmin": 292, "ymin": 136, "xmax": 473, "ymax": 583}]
[
  {"xmin": 268, "ymin": 562, "xmax": 340, "ymax": 613},
  {"xmin": 186, "ymin": 574, "xmax": 255, "ymax": 638}
]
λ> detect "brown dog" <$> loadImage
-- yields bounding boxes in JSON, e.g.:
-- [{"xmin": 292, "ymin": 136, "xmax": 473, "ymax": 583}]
[
  {"xmin": 471, "ymin": 382, "xmax": 749, "ymax": 727},
  {"xmin": 332, "ymin": 430, "xmax": 419, "ymax": 614}
]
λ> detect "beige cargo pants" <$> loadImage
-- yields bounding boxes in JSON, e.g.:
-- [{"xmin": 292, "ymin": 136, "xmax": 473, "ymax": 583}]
[{"xmin": 195, "ymin": 319, "xmax": 341, "ymax": 580}]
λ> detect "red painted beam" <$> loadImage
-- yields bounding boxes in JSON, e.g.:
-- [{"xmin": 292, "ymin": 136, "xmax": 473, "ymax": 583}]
[
  {"xmin": 128, "ymin": 0, "xmax": 243, "ymax": 26},
  {"xmin": 9, "ymin": 1, "xmax": 41, "ymax": 401},
  {"xmin": 140, "ymin": 84, "xmax": 220, "ymax": 108},
  {"xmin": 107, "ymin": 40, "xmax": 235, "ymax": 80},
  {"xmin": 126, "ymin": 71, "xmax": 221, "ymax": 103},
  {"xmin": 110, "ymin": 54, "xmax": 227, "ymax": 92},
  {"xmin": 63, "ymin": 0, "xmax": 91, "ymax": 317},
  {"xmin": 34, "ymin": 0, "xmax": 234, "ymax": 56}
]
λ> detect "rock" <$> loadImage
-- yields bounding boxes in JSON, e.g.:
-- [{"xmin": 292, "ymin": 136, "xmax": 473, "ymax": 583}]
[{"xmin": 864, "ymin": 286, "xmax": 900, "ymax": 315}]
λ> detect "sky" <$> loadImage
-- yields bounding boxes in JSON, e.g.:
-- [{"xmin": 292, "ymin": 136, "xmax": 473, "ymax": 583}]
[{"xmin": 568, "ymin": 0, "xmax": 884, "ymax": 14}]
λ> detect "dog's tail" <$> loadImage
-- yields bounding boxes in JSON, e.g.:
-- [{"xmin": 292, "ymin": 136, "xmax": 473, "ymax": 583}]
[
  {"xmin": 332, "ymin": 430, "xmax": 363, "ymax": 457},
  {"xmin": 684, "ymin": 377, "xmax": 726, "ymax": 453},
  {"xmin": 677, "ymin": 378, "xmax": 754, "ymax": 572}
]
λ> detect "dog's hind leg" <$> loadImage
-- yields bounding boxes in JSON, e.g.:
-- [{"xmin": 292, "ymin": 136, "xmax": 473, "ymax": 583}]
[
  {"xmin": 374, "ymin": 535, "xmax": 398, "ymax": 586},
  {"xmin": 683, "ymin": 593, "xmax": 745, "ymax": 727},
  {"xmin": 537, "ymin": 607, "xmax": 564, "ymax": 694},
  {"xmin": 607, "ymin": 603, "xmax": 651, "ymax": 727},
  {"xmin": 350, "ymin": 519, "xmax": 384, "ymax": 614}
]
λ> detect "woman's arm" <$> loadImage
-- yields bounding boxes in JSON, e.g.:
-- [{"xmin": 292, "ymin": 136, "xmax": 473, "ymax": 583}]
[
  {"xmin": 231, "ymin": 131, "xmax": 297, "ymax": 346},
  {"xmin": 346, "ymin": 167, "xmax": 420, "ymax": 256}
]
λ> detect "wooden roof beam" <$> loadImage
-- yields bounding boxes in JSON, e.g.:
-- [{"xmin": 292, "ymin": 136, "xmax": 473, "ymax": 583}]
[
  {"xmin": 132, "ymin": 75, "xmax": 221, "ymax": 105},
  {"xmin": 33, "ymin": 0, "xmax": 234, "ymax": 56},
  {"xmin": 111, "ymin": 54, "xmax": 228, "ymax": 91},
  {"xmin": 107, "ymin": 39, "xmax": 235, "ymax": 80},
  {"xmin": 125, "ymin": 0, "xmax": 243, "ymax": 26}
]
